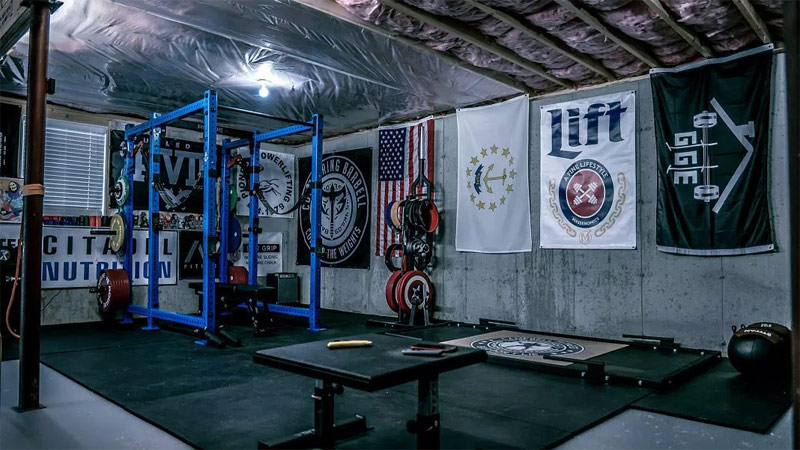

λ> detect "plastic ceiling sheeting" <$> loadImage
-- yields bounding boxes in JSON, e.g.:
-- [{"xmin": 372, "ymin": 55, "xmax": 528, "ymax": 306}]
[
  {"xmin": 335, "ymin": 0, "xmax": 781, "ymax": 91},
  {"xmin": 0, "ymin": 0, "xmax": 516, "ymax": 139}
]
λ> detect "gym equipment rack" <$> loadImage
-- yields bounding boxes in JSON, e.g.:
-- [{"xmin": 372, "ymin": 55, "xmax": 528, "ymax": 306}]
[
  {"xmin": 119, "ymin": 90, "xmax": 324, "ymax": 343},
  {"xmin": 219, "ymin": 122, "xmax": 324, "ymax": 330}
]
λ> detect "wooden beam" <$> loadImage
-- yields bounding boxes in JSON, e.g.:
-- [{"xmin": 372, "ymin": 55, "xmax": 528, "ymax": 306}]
[
  {"xmin": 639, "ymin": 0, "xmax": 715, "ymax": 58},
  {"xmin": 380, "ymin": 0, "xmax": 573, "ymax": 88},
  {"xmin": 289, "ymin": 0, "xmax": 533, "ymax": 93},
  {"xmin": 552, "ymin": 0, "xmax": 661, "ymax": 68},
  {"xmin": 732, "ymin": 0, "xmax": 772, "ymax": 44},
  {"xmin": 462, "ymin": 0, "xmax": 615, "ymax": 81}
]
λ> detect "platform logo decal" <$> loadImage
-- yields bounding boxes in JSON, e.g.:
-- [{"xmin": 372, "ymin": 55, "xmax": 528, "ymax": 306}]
[{"xmin": 470, "ymin": 336, "xmax": 584, "ymax": 357}]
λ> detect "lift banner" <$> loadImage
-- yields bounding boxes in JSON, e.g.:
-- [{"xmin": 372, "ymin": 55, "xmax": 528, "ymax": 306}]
[
  {"xmin": 297, "ymin": 148, "xmax": 372, "ymax": 269},
  {"xmin": 539, "ymin": 91, "xmax": 637, "ymax": 249},
  {"xmin": 233, "ymin": 148, "xmax": 295, "ymax": 219},
  {"xmin": 0, "ymin": 224, "xmax": 177, "ymax": 288},
  {"xmin": 652, "ymin": 45, "xmax": 774, "ymax": 255},
  {"xmin": 109, "ymin": 130, "xmax": 205, "ymax": 213}
]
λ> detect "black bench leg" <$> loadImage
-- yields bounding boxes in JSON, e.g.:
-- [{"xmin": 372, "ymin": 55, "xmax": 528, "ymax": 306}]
[
  {"xmin": 246, "ymin": 297, "xmax": 273, "ymax": 336},
  {"xmin": 417, "ymin": 375, "xmax": 440, "ymax": 449},
  {"xmin": 258, "ymin": 380, "xmax": 368, "ymax": 449}
]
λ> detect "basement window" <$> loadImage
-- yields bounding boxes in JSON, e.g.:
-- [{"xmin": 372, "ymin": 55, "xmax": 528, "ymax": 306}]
[{"xmin": 22, "ymin": 118, "xmax": 108, "ymax": 216}]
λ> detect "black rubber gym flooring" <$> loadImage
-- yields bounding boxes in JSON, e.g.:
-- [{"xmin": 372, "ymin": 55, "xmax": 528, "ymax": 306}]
[
  {"xmin": 11, "ymin": 311, "xmax": 790, "ymax": 448},
  {"xmin": 633, "ymin": 359, "xmax": 792, "ymax": 433},
  {"xmin": 32, "ymin": 311, "xmax": 649, "ymax": 449}
]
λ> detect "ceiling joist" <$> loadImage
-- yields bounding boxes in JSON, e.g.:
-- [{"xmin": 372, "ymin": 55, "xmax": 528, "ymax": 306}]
[
  {"xmin": 290, "ymin": 0, "xmax": 533, "ymax": 93},
  {"xmin": 461, "ymin": 0, "xmax": 616, "ymax": 81},
  {"xmin": 639, "ymin": 0, "xmax": 715, "ymax": 58},
  {"xmin": 380, "ymin": 0, "xmax": 574, "ymax": 89},
  {"xmin": 551, "ymin": 0, "xmax": 661, "ymax": 68},
  {"xmin": 731, "ymin": 0, "xmax": 772, "ymax": 44}
]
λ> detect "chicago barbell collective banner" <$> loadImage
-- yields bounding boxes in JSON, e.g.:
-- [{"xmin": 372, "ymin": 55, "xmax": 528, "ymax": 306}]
[
  {"xmin": 539, "ymin": 91, "xmax": 637, "ymax": 249},
  {"xmin": 652, "ymin": 45, "xmax": 774, "ymax": 256},
  {"xmin": 456, "ymin": 95, "xmax": 532, "ymax": 253},
  {"xmin": 296, "ymin": 148, "xmax": 372, "ymax": 269}
]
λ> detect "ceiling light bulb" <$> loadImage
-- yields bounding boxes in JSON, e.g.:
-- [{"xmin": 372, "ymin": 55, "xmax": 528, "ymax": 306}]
[{"xmin": 258, "ymin": 82, "xmax": 270, "ymax": 98}]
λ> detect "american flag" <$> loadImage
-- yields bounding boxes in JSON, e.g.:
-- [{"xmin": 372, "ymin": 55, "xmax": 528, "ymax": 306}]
[{"xmin": 375, "ymin": 118, "xmax": 435, "ymax": 256}]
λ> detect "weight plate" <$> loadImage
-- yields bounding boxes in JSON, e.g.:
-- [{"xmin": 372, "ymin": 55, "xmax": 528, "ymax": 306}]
[
  {"xmin": 228, "ymin": 217, "xmax": 242, "ymax": 252},
  {"xmin": 96, "ymin": 269, "xmax": 131, "ymax": 313},
  {"xmin": 385, "ymin": 271, "xmax": 403, "ymax": 313},
  {"xmin": 384, "ymin": 202, "xmax": 395, "ymax": 231},
  {"xmin": 228, "ymin": 266, "xmax": 248, "ymax": 285},
  {"xmin": 113, "ymin": 177, "xmax": 129, "ymax": 206},
  {"xmin": 390, "ymin": 200, "xmax": 404, "ymax": 230},
  {"xmin": 384, "ymin": 243, "xmax": 405, "ymax": 272},
  {"xmin": 109, "ymin": 214, "xmax": 126, "ymax": 254},
  {"xmin": 395, "ymin": 270, "xmax": 434, "ymax": 313}
]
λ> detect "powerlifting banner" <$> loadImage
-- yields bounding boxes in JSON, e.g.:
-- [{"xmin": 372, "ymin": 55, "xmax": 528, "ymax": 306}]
[
  {"xmin": 539, "ymin": 91, "xmax": 637, "ymax": 249},
  {"xmin": 296, "ymin": 148, "xmax": 372, "ymax": 269},
  {"xmin": 652, "ymin": 45, "xmax": 774, "ymax": 256}
]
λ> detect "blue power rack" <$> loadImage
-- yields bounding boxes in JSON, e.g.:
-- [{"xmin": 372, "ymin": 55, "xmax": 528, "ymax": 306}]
[
  {"xmin": 219, "ymin": 115, "xmax": 323, "ymax": 331},
  {"xmin": 120, "ymin": 90, "xmax": 324, "ymax": 341}
]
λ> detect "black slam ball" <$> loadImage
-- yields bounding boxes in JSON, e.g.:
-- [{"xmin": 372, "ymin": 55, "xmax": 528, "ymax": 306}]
[{"xmin": 728, "ymin": 323, "xmax": 791, "ymax": 379}]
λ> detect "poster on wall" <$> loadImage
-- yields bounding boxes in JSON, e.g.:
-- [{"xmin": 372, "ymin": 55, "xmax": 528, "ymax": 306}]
[
  {"xmin": 456, "ymin": 95, "xmax": 532, "ymax": 253},
  {"xmin": 178, "ymin": 230, "xmax": 203, "ymax": 279},
  {"xmin": 539, "ymin": 91, "xmax": 637, "ymax": 249},
  {"xmin": 229, "ymin": 232, "xmax": 283, "ymax": 276},
  {"xmin": 652, "ymin": 45, "xmax": 773, "ymax": 256},
  {"xmin": 0, "ymin": 224, "xmax": 177, "ymax": 288},
  {"xmin": 0, "ymin": 103, "xmax": 21, "ymax": 177},
  {"xmin": 108, "ymin": 130, "xmax": 205, "ymax": 213},
  {"xmin": 296, "ymin": 148, "xmax": 372, "ymax": 269},
  {"xmin": 0, "ymin": 178, "xmax": 23, "ymax": 223},
  {"xmin": 233, "ymin": 148, "xmax": 295, "ymax": 219}
]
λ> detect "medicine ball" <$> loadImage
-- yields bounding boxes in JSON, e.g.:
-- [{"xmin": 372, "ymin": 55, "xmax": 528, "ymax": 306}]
[{"xmin": 727, "ymin": 322, "xmax": 791, "ymax": 379}]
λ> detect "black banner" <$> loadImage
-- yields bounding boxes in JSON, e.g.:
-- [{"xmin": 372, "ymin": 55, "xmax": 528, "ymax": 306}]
[
  {"xmin": 109, "ymin": 130, "xmax": 205, "ymax": 213},
  {"xmin": 653, "ymin": 46, "xmax": 774, "ymax": 256},
  {"xmin": 297, "ymin": 148, "xmax": 372, "ymax": 269},
  {"xmin": 178, "ymin": 230, "xmax": 204, "ymax": 279},
  {"xmin": 0, "ymin": 103, "xmax": 21, "ymax": 177}
]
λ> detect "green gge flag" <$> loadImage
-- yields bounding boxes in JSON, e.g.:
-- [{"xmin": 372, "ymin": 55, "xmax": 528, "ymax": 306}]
[{"xmin": 652, "ymin": 45, "xmax": 774, "ymax": 256}]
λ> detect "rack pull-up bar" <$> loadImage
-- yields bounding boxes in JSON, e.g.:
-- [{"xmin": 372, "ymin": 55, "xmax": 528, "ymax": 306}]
[{"xmin": 217, "ymin": 105, "xmax": 311, "ymax": 127}]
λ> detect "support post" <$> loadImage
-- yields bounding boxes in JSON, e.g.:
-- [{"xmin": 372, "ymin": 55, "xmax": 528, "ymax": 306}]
[
  {"xmin": 248, "ymin": 135, "xmax": 260, "ymax": 286},
  {"xmin": 785, "ymin": 1, "xmax": 799, "ymax": 447},
  {"xmin": 144, "ymin": 114, "xmax": 161, "ymax": 331},
  {"xmin": 17, "ymin": 0, "xmax": 53, "ymax": 411},
  {"xmin": 201, "ymin": 90, "xmax": 218, "ymax": 333},
  {"xmin": 219, "ymin": 139, "xmax": 231, "ymax": 283},
  {"xmin": 308, "ymin": 115, "xmax": 324, "ymax": 331}
]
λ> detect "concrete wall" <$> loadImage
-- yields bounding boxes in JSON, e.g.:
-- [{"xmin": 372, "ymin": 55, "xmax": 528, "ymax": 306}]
[
  {"xmin": 30, "ymin": 54, "xmax": 790, "ymax": 353},
  {"xmin": 283, "ymin": 53, "xmax": 790, "ymax": 352}
]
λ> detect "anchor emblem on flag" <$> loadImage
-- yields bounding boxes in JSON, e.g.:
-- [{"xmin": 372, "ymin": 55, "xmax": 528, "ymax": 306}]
[{"xmin": 465, "ymin": 144, "xmax": 516, "ymax": 213}]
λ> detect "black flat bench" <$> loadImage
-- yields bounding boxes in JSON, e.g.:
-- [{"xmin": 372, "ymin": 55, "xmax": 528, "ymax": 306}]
[{"xmin": 253, "ymin": 333, "xmax": 487, "ymax": 449}]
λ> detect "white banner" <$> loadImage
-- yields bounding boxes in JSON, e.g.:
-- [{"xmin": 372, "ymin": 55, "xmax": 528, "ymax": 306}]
[
  {"xmin": 456, "ymin": 95, "xmax": 532, "ymax": 253},
  {"xmin": 539, "ymin": 91, "xmax": 637, "ymax": 249},
  {"xmin": 229, "ymin": 231, "xmax": 283, "ymax": 276},
  {"xmin": 0, "ymin": 225, "xmax": 178, "ymax": 288},
  {"xmin": 234, "ymin": 148, "xmax": 295, "ymax": 219}
]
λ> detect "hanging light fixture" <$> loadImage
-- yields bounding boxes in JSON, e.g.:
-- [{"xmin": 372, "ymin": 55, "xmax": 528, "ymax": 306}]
[{"xmin": 258, "ymin": 80, "xmax": 270, "ymax": 98}]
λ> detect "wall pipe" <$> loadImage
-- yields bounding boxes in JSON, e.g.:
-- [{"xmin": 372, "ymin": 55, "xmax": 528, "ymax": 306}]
[{"xmin": 17, "ymin": 0, "xmax": 54, "ymax": 411}]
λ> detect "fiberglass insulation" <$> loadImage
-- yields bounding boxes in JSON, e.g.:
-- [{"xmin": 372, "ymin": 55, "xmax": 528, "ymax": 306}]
[{"xmin": 335, "ymin": 0, "xmax": 772, "ymax": 92}]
